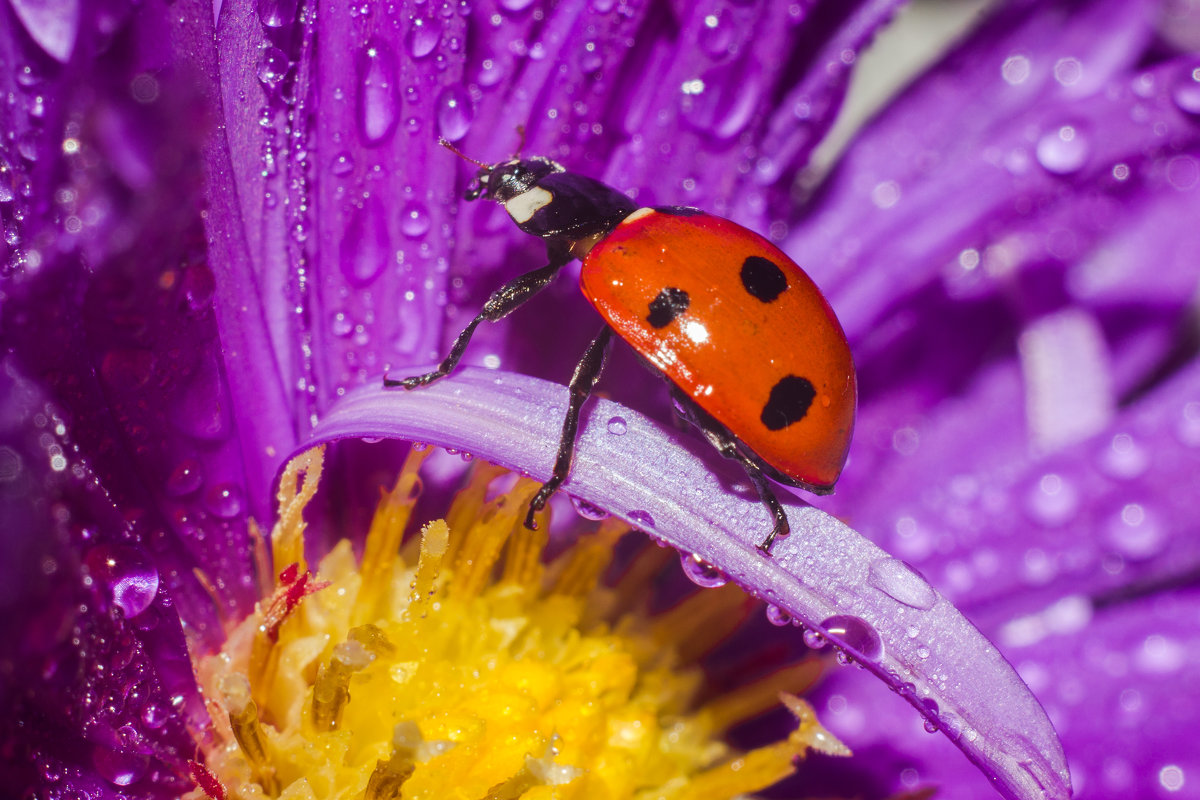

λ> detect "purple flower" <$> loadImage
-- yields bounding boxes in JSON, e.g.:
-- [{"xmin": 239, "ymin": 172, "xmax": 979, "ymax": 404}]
[{"xmin": 2, "ymin": 0, "xmax": 1197, "ymax": 798}]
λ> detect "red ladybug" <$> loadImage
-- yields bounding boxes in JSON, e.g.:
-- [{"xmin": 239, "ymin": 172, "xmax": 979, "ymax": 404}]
[{"xmin": 386, "ymin": 141, "xmax": 856, "ymax": 554}]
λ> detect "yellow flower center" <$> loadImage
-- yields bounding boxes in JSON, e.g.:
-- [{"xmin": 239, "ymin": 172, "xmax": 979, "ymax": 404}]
[{"xmin": 188, "ymin": 446, "xmax": 847, "ymax": 800}]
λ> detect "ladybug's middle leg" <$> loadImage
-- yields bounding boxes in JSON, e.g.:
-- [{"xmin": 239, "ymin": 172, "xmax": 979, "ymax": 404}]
[
  {"xmin": 524, "ymin": 325, "xmax": 614, "ymax": 530},
  {"xmin": 385, "ymin": 246, "xmax": 571, "ymax": 390},
  {"xmin": 670, "ymin": 389, "xmax": 790, "ymax": 555}
]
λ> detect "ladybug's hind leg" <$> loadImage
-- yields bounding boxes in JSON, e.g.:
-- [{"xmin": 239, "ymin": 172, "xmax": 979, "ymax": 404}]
[
  {"xmin": 384, "ymin": 246, "xmax": 571, "ymax": 389},
  {"xmin": 524, "ymin": 325, "xmax": 615, "ymax": 530},
  {"xmin": 670, "ymin": 389, "xmax": 789, "ymax": 555}
]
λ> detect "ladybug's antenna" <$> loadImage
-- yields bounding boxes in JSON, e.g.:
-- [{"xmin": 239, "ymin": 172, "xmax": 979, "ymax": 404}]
[{"xmin": 438, "ymin": 137, "xmax": 489, "ymax": 168}]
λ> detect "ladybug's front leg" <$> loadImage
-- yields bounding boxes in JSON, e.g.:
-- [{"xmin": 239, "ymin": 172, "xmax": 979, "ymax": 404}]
[
  {"xmin": 670, "ymin": 389, "xmax": 790, "ymax": 555},
  {"xmin": 524, "ymin": 325, "xmax": 614, "ymax": 530},
  {"xmin": 384, "ymin": 247, "xmax": 571, "ymax": 390}
]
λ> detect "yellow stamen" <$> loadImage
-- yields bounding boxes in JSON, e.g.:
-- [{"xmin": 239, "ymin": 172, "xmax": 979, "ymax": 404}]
[{"xmin": 188, "ymin": 448, "xmax": 849, "ymax": 800}]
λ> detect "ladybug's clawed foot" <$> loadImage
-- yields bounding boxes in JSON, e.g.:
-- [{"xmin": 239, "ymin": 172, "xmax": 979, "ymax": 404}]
[
  {"xmin": 383, "ymin": 372, "xmax": 440, "ymax": 390},
  {"xmin": 524, "ymin": 490, "xmax": 552, "ymax": 530},
  {"xmin": 755, "ymin": 517, "xmax": 790, "ymax": 556}
]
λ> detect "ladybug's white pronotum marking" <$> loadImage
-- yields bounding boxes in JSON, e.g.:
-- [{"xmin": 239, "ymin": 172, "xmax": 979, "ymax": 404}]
[{"xmin": 505, "ymin": 186, "xmax": 554, "ymax": 224}]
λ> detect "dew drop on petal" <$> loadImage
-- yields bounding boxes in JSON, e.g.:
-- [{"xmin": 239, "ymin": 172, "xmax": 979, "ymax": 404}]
[
  {"xmin": 1099, "ymin": 432, "xmax": 1149, "ymax": 479},
  {"xmin": 166, "ymin": 457, "xmax": 203, "ymax": 497},
  {"xmin": 765, "ymin": 604, "xmax": 792, "ymax": 626},
  {"xmin": 341, "ymin": 199, "xmax": 390, "ymax": 286},
  {"xmin": 606, "ymin": 416, "xmax": 627, "ymax": 435},
  {"xmin": 1025, "ymin": 472, "xmax": 1079, "ymax": 526},
  {"xmin": 406, "ymin": 18, "xmax": 440, "ymax": 58},
  {"xmin": 498, "ymin": 0, "xmax": 535, "ymax": 11},
  {"xmin": 91, "ymin": 745, "xmax": 148, "ymax": 786},
  {"xmin": 256, "ymin": 46, "xmax": 290, "ymax": 89},
  {"xmin": 570, "ymin": 495, "xmax": 610, "ymax": 521},
  {"xmin": 867, "ymin": 557, "xmax": 938, "ymax": 610},
  {"xmin": 330, "ymin": 150, "xmax": 355, "ymax": 176},
  {"xmin": 627, "ymin": 509, "xmax": 654, "ymax": 529},
  {"xmin": 257, "ymin": 0, "xmax": 297, "ymax": 27},
  {"xmin": 85, "ymin": 544, "xmax": 159, "ymax": 618},
  {"xmin": 141, "ymin": 703, "xmax": 167, "ymax": 729},
  {"xmin": 206, "ymin": 482, "xmax": 245, "ymax": 519},
  {"xmin": 436, "ymin": 84, "xmax": 475, "ymax": 142},
  {"xmin": 819, "ymin": 614, "xmax": 884, "ymax": 662},
  {"xmin": 679, "ymin": 552, "xmax": 728, "ymax": 588},
  {"xmin": 802, "ymin": 628, "xmax": 826, "ymax": 649},
  {"xmin": 1171, "ymin": 65, "xmax": 1200, "ymax": 116},
  {"xmin": 1036, "ymin": 124, "xmax": 1090, "ymax": 174},
  {"xmin": 357, "ymin": 41, "xmax": 399, "ymax": 146},
  {"xmin": 1106, "ymin": 502, "xmax": 1164, "ymax": 559},
  {"xmin": 400, "ymin": 201, "xmax": 431, "ymax": 238}
]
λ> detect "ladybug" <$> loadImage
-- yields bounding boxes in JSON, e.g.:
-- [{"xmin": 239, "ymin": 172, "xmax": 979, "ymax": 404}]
[{"xmin": 385, "ymin": 140, "xmax": 856, "ymax": 554}]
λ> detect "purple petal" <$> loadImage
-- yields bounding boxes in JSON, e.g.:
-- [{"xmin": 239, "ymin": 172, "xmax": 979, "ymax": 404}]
[{"xmin": 306, "ymin": 368, "xmax": 1070, "ymax": 800}]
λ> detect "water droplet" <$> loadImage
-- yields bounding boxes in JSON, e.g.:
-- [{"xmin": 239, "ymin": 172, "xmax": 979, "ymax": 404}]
[
  {"xmin": 357, "ymin": 41, "xmax": 399, "ymax": 146},
  {"xmin": 92, "ymin": 745, "xmax": 148, "ymax": 786},
  {"xmin": 331, "ymin": 151, "xmax": 354, "ymax": 176},
  {"xmin": 206, "ymin": 482, "xmax": 245, "ymax": 519},
  {"xmin": 256, "ymin": 46, "xmax": 290, "ymax": 89},
  {"xmin": 9, "ymin": 0, "xmax": 79, "ymax": 61},
  {"xmin": 499, "ymin": 0, "xmax": 535, "ymax": 9},
  {"xmin": 400, "ymin": 201, "xmax": 431, "ymax": 238},
  {"xmin": 680, "ymin": 553, "xmax": 728, "ymax": 588},
  {"xmin": 627, "ymin": 509, "xmax": 655, "ymax": 529},
  {"xmin": 331, "ymin": 311, "xmax": 354, "ymax": 337},
  {"xmin": 1171, "ymin": 65, "xmax": 1200, "ymax": 116},
  {"xmin": 341, "ymin": 199, "xmax": 391, "ymax": 286},
  {"xmin": 181, "ymin": 263, "xmax": 216, "ymax": 310},
  {"xmin": 257, "ymin": 0, "xmax": 298, "ymax": 27},
  {"xmin": 819, "ymin": 614, "xmax": 884, "ymax": 662},
  {"xmin": 84, "ymin": 544, "xmax": 159, "ymax": 618},
  {"xmin": 406, "ymin": 17, "xmax": 440, "ymax": 58},
  {"xmin": 1036, "ymin": 124, "xmax": 1089, "ymax": 174},
  {"xmin": 1025, "ymin": 472, "xmax": 1079, "ymax": 526},
  {"xmin": 679, "ymin": 65, "xmax": 758, "ymax": 139},
  {"xmin": 1099, "ymin": 433, "xmax": 1149, "ymax": 479},
  {"xmin": 570, "ymin": 496, "xmax": 610, "ymax": 521},
  {"xmin": 765, "ymin": 604, "xmax": 792, "ymax": 626},
  {"xmin": 1106, "ymin": 502, "xmax": 1164, "ymax": 559},
  {"xmin": 436, "ymin": 85, "xmax": 474, "ymax": 142},
  {"xmin": 140, "ymin": 703, "xmax": 167, "ymax": 729},
  {"xmin": 923, "ymin": 718, "xmax": 939, "ymax": 733},
  {"xmin": 166, "ymin": 458, "xmax": 203, "ymax": 497},
  {"xmin": 802, "ymin": 628, "xmax": 826, "ymax": 649},
  {"xmin": 606, "ymin": 416, "xmax": 627, "ymax": 435},
  {"xmin": 867, "ymin": 557, "xmax": 938, "ymax": 610},
  {"xmin": 476, "ymin": 55, "xmax": 506, "ymax": 87}
]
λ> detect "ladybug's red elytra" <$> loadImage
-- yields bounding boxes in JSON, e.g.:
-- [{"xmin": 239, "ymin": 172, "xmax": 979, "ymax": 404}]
[{"xmin": 385, "ymin": 141, "xmax": 856, "ymax": 555}]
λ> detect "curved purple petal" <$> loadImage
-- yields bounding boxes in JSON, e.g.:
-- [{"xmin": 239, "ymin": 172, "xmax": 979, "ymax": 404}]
[{"xmin": 305, "ymin": 367, "xmax": 1070, "ymax": 800}]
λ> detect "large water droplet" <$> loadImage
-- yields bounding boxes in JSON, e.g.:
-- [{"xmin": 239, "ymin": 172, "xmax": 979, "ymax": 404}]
[
  {"xmin": 436, "ymin": 85, "xmax": 474, "ymax": 142},
  {"xmin": 206, "ymin": 482, "xmax": 245, "ymax": 519},
  {"xmin": 357, "ymin": 42, "xmax": 399, "ymax": 146},
  {"xmin": 1036, "ymin": 124, "xmax": 1089, "ymax": 174},
  {"xmin": 1171, "ymin": 65, "xmax": 1200, "ymax": 116},
  {"xmin": 341, "ymin": 199, "xmax": 391, "ymax": 286},
  {"xmin": 867, "ymin": 557, "xmax": 937, "ymax": 610},
  {"xmin": 627, "ymin": 509, "xmax": 655, "ymax": 529},
  {"xmin": 257, "ymin": 0, "xmax": 298, "ymax": 27},
  {"xmin": 257, "ymin": 46, "xmax": 290, "ymax": 89},
  {"xmin": 570, "ymin": 496, "xmax": 610, "ymax": 521},
  {"xmin": 406, "ymin": 18, "xmax": 440, "ymax": 58},
  {"xmin": 679, "ymin": 66, "xmax": 759, "ymax": 139},
  {"xmin": 166, "ymin": 458, "xmax": 203, "ymax": 497},
  {"xmin": 85, "ymin": 544, "xmax": 159, "ymax": 618},
  {"xmin": 9, "ymin": 0, "xmax": 80, "ymax": 62},
  {"xmin": 819, "ymin": 614, "xmax": 884, "ymax": 662},
  {"xmin": 606, "ymin": 416, "xmax": 627, "ymax": 435},
  {"xmin": 680, "ymin": 552, "xmax": 728, "ymax": 588},
  {"xmin": 91, "ymin": 745, "xmax": 148, "ymax": 786},
  {"xmin": 400, "ymin": 201, "xmax": 431, "ymax": 238}
]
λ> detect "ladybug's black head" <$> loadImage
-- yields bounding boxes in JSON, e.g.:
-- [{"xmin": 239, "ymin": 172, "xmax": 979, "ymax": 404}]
[{"xmin": 466, "ymin": 157, "xmax": 563, "ymax": 203}]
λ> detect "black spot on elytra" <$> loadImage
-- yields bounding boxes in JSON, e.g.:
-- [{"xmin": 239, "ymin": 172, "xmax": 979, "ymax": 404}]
[
  {"xmin": 761, "ymin": 375, "xmax": 816, "ymax": 431},
  {"xmin": 741, "ymin": 256, "xmax": 788, "ymax": 303},
  {"xmin": 647, "ymin": 287, "xmax": 690, "ymax": 328}
]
